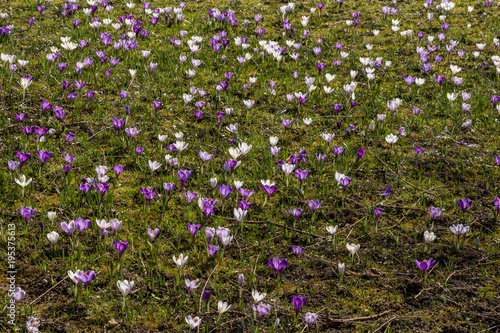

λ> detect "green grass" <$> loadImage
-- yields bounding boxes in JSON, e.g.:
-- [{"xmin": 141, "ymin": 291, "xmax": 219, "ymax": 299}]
[{"xmin": 0, "ymin": 0, "xmax": 499, "ymax": 332}]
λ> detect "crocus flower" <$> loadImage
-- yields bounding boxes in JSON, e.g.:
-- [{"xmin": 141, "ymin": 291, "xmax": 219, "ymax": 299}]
[
  {"xmin": 184, "ymin": 191, "xmax": 198, "ymax": 203},
  {"xmin": 207, "ymin": 244, "xmax": 219, "ymax": 256},
  {"xmin": 117, "ymin": 280, "xmax": 134, "ymax": 297},
  {"xmin": 147, "ymin": 228, "xmax": 160, "ymax": 242},
  {"xmin": 47, "ymin": 231, "xmax": 59, "ymax": 246},
  {"xmin": 75, "ymin": 270, "xmax": 95, "ymax": 286},
  {"xmin": 140, "ymin": 186, "xmax": 157, "ymax": 202},
  {"xmin": 185, "ymin": 279, "xmax": 201, "ymax": 292},
  {"xmin": 11, "ymin": 287, "xmax": 26, "ymax": 303},
  {"xmin": 292, "ymin": 245, "xmax": 303, "ymax": 256},
  {"xmin": 374, "ymin": 207, "xmax": 383, "ymax": 220},
  {"xmin": 36, "ymin": 150, "xmax": 53, "ymax": 164},
  {"xmin": 267, "ymin": 257, "xmax": 288, "ymax": 275},
  {"xmin": 305, "ymin": 312, "xmax": 318, "ymax": 329},
  {"xmin": 113, "ymin": 240, "xmax": 129, "ymax": 260},
  {"xmin": 203, "ymin": 290, "xmax": 211, "ymax": 302},
  {"xmin": 20, "ymin": 206, "xmax": 37, "ymax": 222},
  {"xmin": 415, "ymin": 258, "xmax": 436, "ymax": 272},
  {"xmin": 188, "ymin": 223, "xmax": 201, "ymax": 243},
  {"xmin": 25, "ymin": 317, "xmax": 40, "ymax": 332},
  {"xmin": 429, "ymin": 207, "xmax": 443, "ymax": 220},
  {"xmin": 457, "ymin": 198, "xmax": 471, "ymax": 212},
  {"xmin": 173, "ymin": 253, "xmax": 188, "ymax": 270},
  {"xmin": 178, "ymin": 169, "xmax": 192, "ymax": 187},
  {"xmin": 185, "ymin": 315, "xmax": 201, "ymax": 331},
  {"xmin": 252, "ymin": 303, "xmax": 271, "ymax": 321}
]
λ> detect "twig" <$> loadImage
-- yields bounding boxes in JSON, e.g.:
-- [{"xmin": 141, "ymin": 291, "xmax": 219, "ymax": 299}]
[
  {"xmin": 373, "ymin": 316, "xmax": 398, "ymax": 333},
  {"xmin": 329, "ymin": 310, "xmax": 393, "ymax": 323},
  {"xmin": 28, "ymin": 276, "xmax": 69, "ymax": 306},
  {"xmin": 198, "ymin": 261, "xmax": 220, "ymax": 313}
]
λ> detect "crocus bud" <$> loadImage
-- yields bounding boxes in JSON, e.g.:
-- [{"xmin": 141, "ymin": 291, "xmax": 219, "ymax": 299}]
[
  {"xmin": 338, "ymin": 263, "xmax": 345, "ymax": 276},
  {"xmin": 47, "ymin": 231, "xmax": 59, "ymax": 246},
  {"xmin": 209, "ymin": 177, "xmax": 217, "ymax": 189},
  {"xmin": 238, "ymin": 274, "xmax": 244, "ymax": 286},
  {"xmin": 203, "ymin": 290, "xmax": 211, "ymax": 302},
  {"xmin": 47, "ymin": 211, "xmax": 56, "ymax": 222}
]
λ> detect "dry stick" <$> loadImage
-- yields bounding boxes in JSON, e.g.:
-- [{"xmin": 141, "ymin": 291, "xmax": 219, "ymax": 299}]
[
  {"xmin": 28, "ymin": 276, "xmax": 69, "ymax": 306},
  {"xmin": 198, "ymin": 261, "xmax": 220, "ymax": 313},
  {"xmin": 329, "ymin": 310, "xmax": 393, "ymax": 323},
  {"xmin": 373, "ymin": 316, "xmax": 398, "ymax": 333},
  {"xmin": 375, "ymin": 156, "xmax": 437, "ymax": 197}
]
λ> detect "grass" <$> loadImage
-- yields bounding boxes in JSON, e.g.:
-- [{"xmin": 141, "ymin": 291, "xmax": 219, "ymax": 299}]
[{"xmin": 0, "ymin": 0, "xmax": 499, "ymax": 332}]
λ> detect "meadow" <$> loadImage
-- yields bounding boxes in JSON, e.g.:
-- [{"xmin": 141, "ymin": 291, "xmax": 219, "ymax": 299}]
[{"xmin": 1, "ymin": 0, "xmax": 500, "ymax": 331}]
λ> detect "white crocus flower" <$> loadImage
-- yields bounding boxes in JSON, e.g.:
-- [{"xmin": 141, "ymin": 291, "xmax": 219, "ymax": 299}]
[
  {"xmin": 252, "ymin": 290, "xmax": 266, "ymax": 303},
  {"xmin": 117, "ymin": 280, "xmax": 135, "ymax": 297},
  {"xmin": 173, "ymin": 254, "xmax": 188, "ymax": 270},
  {"xmin": 15, "ymin": 175, "xmax": 32, "ymax": 188}
]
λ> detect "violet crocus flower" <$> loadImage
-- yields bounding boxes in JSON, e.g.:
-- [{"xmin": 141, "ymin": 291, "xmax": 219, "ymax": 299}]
[
  {"xmin": 113, "ymin": 240, "xmax": 129, "ymax": 261},
  {"xmin": 20, "ymin": 206, "xmax": 37, "ymax": 222},
  {"xmin": 185, "ymin": 279, "xmax": 201, "ymax": 292},
  {"xmin": 305, "ymin": 312, "xmax": 318, "ymax": 329},
  {"xmin": 294, "ymin": 169, "xmax": 310, "ymax": 187},
  {"xmin": 205, "ymin": 227, "xmax": 215, "ymax": 244},
  {"xmin": 74, "ymin": 217, "xmax": 91, "ymax": 234},
  {"xmin": 184, "ymin": 191, "xmax": 198, "ymax": 203},
  {"xmin": 113, "ymin": 164, "xmax": 125, "ymax": 177},
  {"xmin": 36, "ymin": 150, "xmax": 53, "ymax": 164},
  {"xmin": 292, "ymin": 246, "xmax": 304, "ymax": 256},
  {"xmin": 238, "ymin": 188, "xmax": 254, "ymax": 200},
  {"xmin": 380, "ymin": 187, "xmax": 392, "ymax": 198},
  {"xmin": 140, "ymin": 186, "xmax": 157, "ymax": 202},
  {"xmin": 374, "ymin": 207, "xmax": 383, "ymax": 220},
  {"xmin": 429, "ymin": 207, "xmax": 443, "ymax": 220},
  {"xmin": 252, "ymin": 303, "xmax": 271, "ymax": 321},
  {"xmin": 187, "ymin": 223, "xmax": 201, "ymax": 243},
  {"xmin": 219, "ymin": 184, "xmax": 233, "ymax": 202},
  {"xmin": 415, "ymin": 258, "xmax": 436, "ymax": 273},
  {"xmin": 267, "ymin": 257, "xmax": 288, "ymax": 275},
  {"xmin": 339, "ymin": 176, "xmax": 351, "ymax": 190},
  {"xmin": 291, "ymin": 295, "xmax": 307, "ymax": 313},
  {"xmin": 356, "ymin": 148, "xmax": 365, "ymax": 161},
  {"xmin": 178, "ymin": 169, "xmax": 192, "ymax": 187},
  {"xmin": 75, "ymin": 270, "xmax": 95, "ymax": 286},
  {"xmin": 207, "ymin": 244, "xmax": 219, "ymax": 256},
  {"xmin": 261, "ymin": 184, "xmax": 277, "ymax": 197},
  {"xmin": 61, "ymin": 220, "xmax": 76, "ymax": 238},
  {"xmin": 290, "ymin": 208, "xmax": 303, "ymax": 219},
  {"xmin": 163, "ymin": 182, "xmax": 176, "ymax": 193},
  {"xmin": 308, "ymin": 200, "xmax": 322, "ymax": 212},
  {"xmin": 147, "ymin": 228, "xmax": 160, "ymax": 242},
  {"xmin": 457, "ymin": 198, "xmax": 471, "ymax": 212}
]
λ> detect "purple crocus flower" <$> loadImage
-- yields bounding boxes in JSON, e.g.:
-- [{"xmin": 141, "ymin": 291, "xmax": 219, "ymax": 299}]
[
  {"xmin": 20, "ymin": 206, "xmax": 37, "ymax": 222},
  {"xmin": 267, "ymin": 257, "xmax": 288, "ymax": 275},
  {"xmin": 356, "ymin": 148, "xmax": 365, "ymax": 161},
  {"xmin": 415, "ymin": 258, "xmax": 436, "ymax": 272},
  {"xmin": 184, "ymin": 191, "xmax": 197, "ymax": 203},
  {"xmin": 238, "ymin": 188, "xmax": 254, "ymax": 200},
  {"xmin": 374, "ymin": 207, "xmax": 383, "ymax": 220},
  {"xmin": 219, "ymin": 184, "xmax": 233, "ymax": 202},
  {"xmin": 113, "ymin": 164, "xmax": 125, "ymax": 177},
  {"xmin": 207, "ymin": 244, "xmax": 219, "ymax": 256},
  {"xmin": 135, "ymin": 146, "xmax": 145, "ymax": 155},
  {"xmin": 163, "ymin": 182, "xmax": 176, "ymax": 193},
  {"xmin": 147, "ymin": 228, "xmax": 160, "ymax": 242},
  {"xmin": 414, "ymin": 147, "xmax": 424, "ymax": 155},
  {"xmin": 61, "ymin": 220, "xmax": 76, "ymax": 238},
  {"xmin": 187, "ymin": 223, "xmax": 201, "ymax": 243},
  {"xmin": 140, "ymin": 186, "xmax": 157, "ymax": 202},
  {"xmin": 36, "ymin": 150, "xmax": 53, "ymax": 164},
  {"xmin": 238, "ymin": 201, "xmax": 252, "ymax": 210},
  {"xmin": 178, "ymin": 169, "xmax": 192, "ymax": 188},
  {"xmin": 252, "ymin": 303, "xmax": 271, "ymax": 321},
  {"xmin": 15, "ymin": 150, "xmax": 31, "ymax": 165},
  {"xmin": 261, "ymin": 184, "xmax": 277, "ymax": 197},
  {"xmin": 457, "ymin": 198, "xmax": 471, "ymax": 212},
  {"xmin": 292, "ymin": 246, "xmax": 304, "ymax": 256},
  {"xmin": 75, "ymin": 270, "xmax": 95, "ymax": 286},
  {"xmin": 308, "ymin": 200, "xmax": 322, "ymax": 212},
  {"xmin": 113, "ymin": 240, "xmax": 129, "ymax": 260},
  {"xmin": 339, "ymin": 176, "xmax": 351, "ymax": 190},
  {"xmin": 95, "ymin": 182, "xmax": 110, "ymax": 199},
  {"xmin": 291, "ymin": 295, "xmax": 307, "ymax": 313},
  {"xmin": 282, "ymin": 119, "xmax": 293, "ymax": 130},
  {"xmin": 289, "ymin": 208, "xmax": 303, "ymax": 219},
  {"xmin": 203, "ymin": 290, "xmax": 211, "ymax": 302},
  {"xmin": 74, "ymin": 217, "xmax": 91, "ymax": 234},
  {"xmin": 294, "ymin": 169, "xmax": 310, "ymax": 187},
  {"xmin": 429, "ymin": 207, "xmax": 443, "ymax": 220},
  {"xmin": 380, "ymin": 187, "xmax": 392, "ymax": 198}
]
